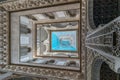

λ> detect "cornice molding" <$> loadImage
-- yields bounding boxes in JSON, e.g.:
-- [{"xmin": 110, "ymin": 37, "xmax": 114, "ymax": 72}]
[{"xmin": 1, "ymin": 0, "xmax": 79, "ymax": 11}]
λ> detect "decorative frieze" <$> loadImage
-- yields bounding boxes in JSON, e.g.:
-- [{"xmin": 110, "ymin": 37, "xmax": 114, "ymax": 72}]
[
  {"xmin": 1, "ymin": 0, "xmax": 79, "ymax": 11},
  {"xmin": 2, "ymin": 65, "xmax": 80, "ymax": 80}
]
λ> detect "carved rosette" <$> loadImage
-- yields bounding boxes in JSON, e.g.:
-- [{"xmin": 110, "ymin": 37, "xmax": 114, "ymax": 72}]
[{"xmin": 0, "ymin": 0, "xmax": 81, "ymax": 80}]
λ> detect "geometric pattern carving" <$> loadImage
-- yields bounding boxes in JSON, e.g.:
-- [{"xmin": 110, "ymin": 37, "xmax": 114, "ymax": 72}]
[
  {"xmin": 2, "ymin": 65, "xmax": 80, "ymax": 79},
  {"xmin": 86, "ymin": 50, "xmax": 116, "ymax": 80},
  {"xmin": 2, "ymin": 0, "xmax": 79, "ymax": 11},
  {"xmin": 86, "ymin": 0, "xmax": 120, "ymax": 80},
  {"xmin": 81, "ymin": 0, "xmax": 87, "ymax": 77},
  {"xmin": 86, "ymin": 17, "xmax": 120, "ymax": 57},
  {"xmin": 0, "ymin": 0, "xmax": 81, "ymax": 80},
  {"xmin": 0, "ymin": 8, "xmax": 8, "ymax": 67}
]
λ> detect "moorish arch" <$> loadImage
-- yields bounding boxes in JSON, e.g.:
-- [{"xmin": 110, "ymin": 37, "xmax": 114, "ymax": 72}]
[
  {"xmin": 91, "ymin": 56, "xmax": 120, "ymax": 80},
  {"xmin": 91, "ymin": 57, "xmax": 105, "ymax": 80}
]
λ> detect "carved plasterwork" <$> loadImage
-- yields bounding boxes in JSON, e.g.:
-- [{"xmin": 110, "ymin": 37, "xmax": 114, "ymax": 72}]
[
  {"xmin": 86, "ymin": 17, "xmax": 120, "ymax": 58},
  {"xmin": 0, "ymin": 8, "xmax": 8, "ymax": 67},
  {"xmin": 81, "ymin": 0, "xmax": 87, "ymax": 78},
  {"xmin": 3, "ymin": 65, "xmax": 80, "ymax": 79},
  {"xmin": 0, "ymin": 0, "xmax": 81, "ymax": 80},
  {"xmin": 86, "ymin": 0, "xmax": 120, "ymax": 79},
  {"xmin": 1, "ymin": 0, "xmax": 79, "ymax": 11},
  {"xmin": 86, "ymin": 49, "xmax": 115, "ymax": 80}
]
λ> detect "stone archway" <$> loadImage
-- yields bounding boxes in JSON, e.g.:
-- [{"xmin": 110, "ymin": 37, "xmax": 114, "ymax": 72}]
[
  {"xmin": 91, "ymin": 58, "xmax": 104, "ymax": 80},
  {"xmin": 91, "ymin": 57, "xmax": 120, "ymax": 80}
]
